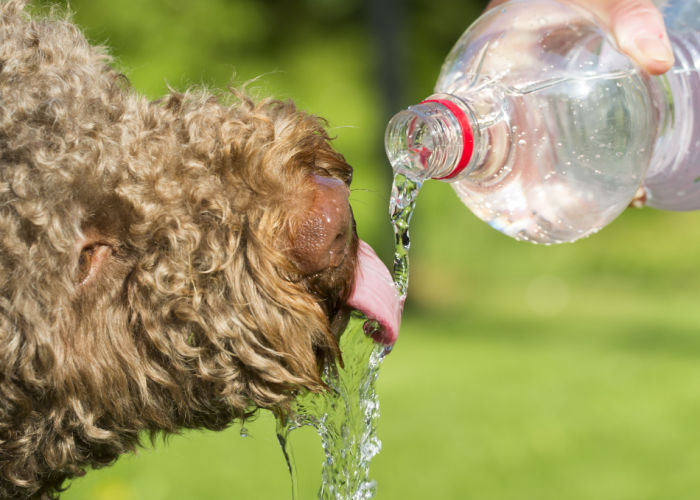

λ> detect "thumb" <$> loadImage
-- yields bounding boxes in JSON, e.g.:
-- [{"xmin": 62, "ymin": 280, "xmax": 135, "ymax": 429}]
[{"xmin": 606, "ymin": 0, "xmax": 674, "ymax": 74}]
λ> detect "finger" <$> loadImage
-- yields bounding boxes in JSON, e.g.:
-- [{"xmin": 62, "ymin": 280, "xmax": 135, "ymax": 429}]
[{"xmin": 605, "ymin": 0, "xmax": 674, "ymax": 74}]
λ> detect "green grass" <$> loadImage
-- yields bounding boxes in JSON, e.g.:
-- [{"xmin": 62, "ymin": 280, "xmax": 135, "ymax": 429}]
[{"xmin": 65, "ymin": 300, "xmax": 700, "ymax": 499}]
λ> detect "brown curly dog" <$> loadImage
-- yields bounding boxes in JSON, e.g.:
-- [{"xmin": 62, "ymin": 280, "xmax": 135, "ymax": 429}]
[{"xmin": 0, "ymin": 1, "xmax": 400, "ymax": 498}]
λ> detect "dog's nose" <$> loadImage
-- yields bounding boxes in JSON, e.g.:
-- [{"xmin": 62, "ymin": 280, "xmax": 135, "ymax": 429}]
[{"xmin": 290, "ymin": 175, "xmax": 354, "ymax": 275}]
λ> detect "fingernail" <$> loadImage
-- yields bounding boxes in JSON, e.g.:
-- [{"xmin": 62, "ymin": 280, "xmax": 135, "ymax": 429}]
[{"xmin": 634, "ymin": 34, "xmax": 674, "ymax": 64}]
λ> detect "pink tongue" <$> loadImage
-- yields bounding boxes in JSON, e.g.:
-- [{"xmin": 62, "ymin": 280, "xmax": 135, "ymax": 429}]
[{"xmin": 347, "ymin": 240, "xmax": 402, "ymax": 345}]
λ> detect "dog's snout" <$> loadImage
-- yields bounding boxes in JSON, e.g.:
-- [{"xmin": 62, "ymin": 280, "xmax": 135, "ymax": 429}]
[{"xmin": 290, "ymin": 175, "xmax": 355, "ymax": 275}]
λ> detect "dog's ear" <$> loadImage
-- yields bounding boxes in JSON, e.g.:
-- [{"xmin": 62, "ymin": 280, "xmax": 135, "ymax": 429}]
[
  {"xmin": 73, "ymin": 192, "xmax": 133, "ymax": 287},
  {"xmin": 75, "ymin": 230, "xmax": 117, "ymax": 287}
]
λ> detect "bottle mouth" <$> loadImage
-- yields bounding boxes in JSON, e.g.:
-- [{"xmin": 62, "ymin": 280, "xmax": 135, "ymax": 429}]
[
  {"xmin": 420, "ymin": 98, "xmax": 474, "ymax": 180},
  {"xmin": 385, "ymin": 95, "xmax": 476, "ymax": 182}
]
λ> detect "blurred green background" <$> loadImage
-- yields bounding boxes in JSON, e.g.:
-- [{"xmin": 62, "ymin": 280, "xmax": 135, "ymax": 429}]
[{"xmin": 31, "ymin": 0, "xmax": 700, "ymax": 498}]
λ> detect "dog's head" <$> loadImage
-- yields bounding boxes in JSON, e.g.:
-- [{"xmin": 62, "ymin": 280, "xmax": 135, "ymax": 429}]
[{"xmin": 0, "ymin": 1, "xmax": 400, "ymax": 497}]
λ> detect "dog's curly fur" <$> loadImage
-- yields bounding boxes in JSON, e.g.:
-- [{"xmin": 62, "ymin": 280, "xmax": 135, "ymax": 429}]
[{"xmin": 0, "ymin": 1, "xmax": 358, "ymax": 497}]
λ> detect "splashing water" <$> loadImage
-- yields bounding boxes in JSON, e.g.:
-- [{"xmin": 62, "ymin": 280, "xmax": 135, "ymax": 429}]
[
  {"xmin": 274, "ymin": 169, "xmax": 422, "ymax": 499},
  {"xmin": 276, "ymin": 312, "xmax": 386, "ymax": 499}
]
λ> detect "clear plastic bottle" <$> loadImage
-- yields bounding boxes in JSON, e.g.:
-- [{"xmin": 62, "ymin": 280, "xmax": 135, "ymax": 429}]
[{"xmin": 384, "ymin": 0, "xmax": 700, "ymax": 244}]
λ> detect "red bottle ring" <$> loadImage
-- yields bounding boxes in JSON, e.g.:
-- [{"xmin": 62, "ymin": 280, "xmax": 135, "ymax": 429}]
[{"xmin": 421, "ymin": 98, "xmax": 474, "ymax": 180}]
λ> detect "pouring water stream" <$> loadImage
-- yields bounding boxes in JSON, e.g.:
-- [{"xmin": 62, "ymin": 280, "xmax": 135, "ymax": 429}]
[{"xmin": 274, "ymin": 167, "xmax": 422, "ymax": 499}]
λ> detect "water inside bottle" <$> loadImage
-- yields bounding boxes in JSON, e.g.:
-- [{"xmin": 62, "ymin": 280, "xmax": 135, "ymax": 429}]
[
  {"xmin": 442, "ymin": 26, "xmax": 700, "ymax": 242},
  {"xmin": 642, "ymin": 32, "xmax": 700, "ymax": 210},
  {"xmin": 450, "ymin": 70, "xmax": 654, "ymax": 243}
]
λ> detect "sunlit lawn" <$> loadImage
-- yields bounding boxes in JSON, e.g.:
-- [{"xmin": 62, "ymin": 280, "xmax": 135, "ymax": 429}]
[{"xmin": 65, "ymin": 308, "xmax": 700, "ymax": 500}]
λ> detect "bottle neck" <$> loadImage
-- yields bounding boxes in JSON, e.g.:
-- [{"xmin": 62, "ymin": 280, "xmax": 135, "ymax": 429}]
[{"xmin": 385, "ymin": 94, "xmax": 479, "ymax": 182}]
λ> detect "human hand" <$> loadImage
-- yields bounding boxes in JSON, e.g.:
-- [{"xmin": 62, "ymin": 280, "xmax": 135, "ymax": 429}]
[{"xmin": 487, "ymin": 0, "xmax": 674, "ymax": 75}]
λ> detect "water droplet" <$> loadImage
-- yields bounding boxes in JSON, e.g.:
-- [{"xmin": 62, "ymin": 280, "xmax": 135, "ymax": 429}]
[{"xmin": 518, "ymin": 139, "xmax": 527, "ymax": 146}]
